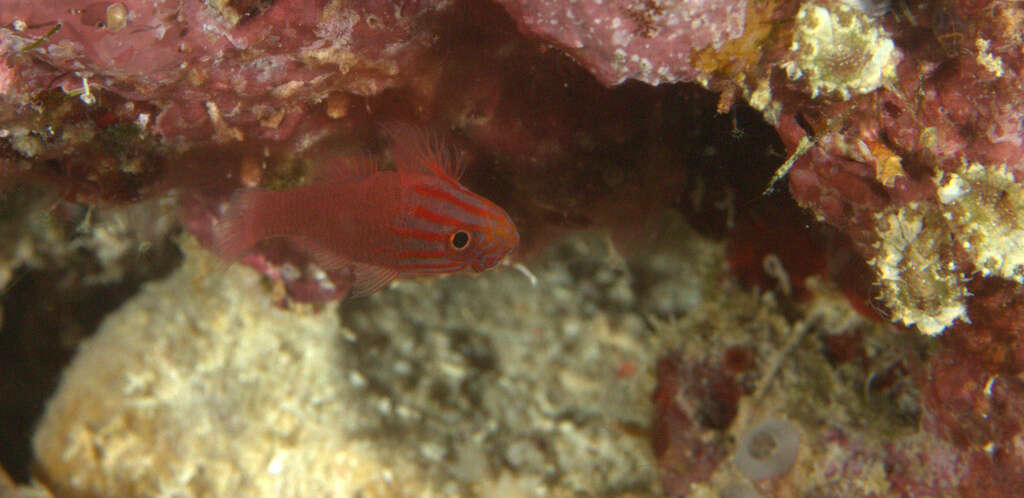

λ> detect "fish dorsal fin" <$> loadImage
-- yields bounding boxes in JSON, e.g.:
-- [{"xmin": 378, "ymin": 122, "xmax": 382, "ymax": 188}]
[
  {"xmin": 348, "ymin": 262, "xmax": 399, "ymax": 298},
  {"xmin": 384, "ymin": 123, "xmax": 466, "ymax": 181},
  {"xmin": 313, "ymin": 154, "xmax": 380, "ymax": 184}
]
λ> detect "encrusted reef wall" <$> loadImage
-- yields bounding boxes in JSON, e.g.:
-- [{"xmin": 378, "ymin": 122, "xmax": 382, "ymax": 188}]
[{"xmin": 2, "ymin": 0, "xmax": 1024, "ymax": 496}]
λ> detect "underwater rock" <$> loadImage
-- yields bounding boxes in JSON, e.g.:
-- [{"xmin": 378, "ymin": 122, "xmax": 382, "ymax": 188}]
[
  {"xmin": 651, "ymin": 355, "xmax": 734, "ymax": 493},
  {"xmin": 883, "ymin": 435, "xmax": 969, "ymax": 497},
  {"xmin": 731, "ymin": 0, "xmax": 1024, "ymax": 480},
  {"xmin": 32, "ymin": 240, "xmax": 395, "ymax": 497},
  {"xmin": 0, "ymin": 0, "xmax": 440, "ymax": 143},
  {"xmin": 32, "ymin": 235, "xmax": 667, "ymax": 496},
  {"xmin": 0, "ymin": 463, "xmax": 51, "ymax": 498},
  {"xmin": 765, "ymin": 0, "xmax": 1024, "ymax": 338},
  {"xmin": 0, "ymin": 189, "xmax": 180, "ymax": 482},
  {"xmin": 3, "ymin": 0, "xmax": 1024, "ymax": 495},
  {"xmin": 0, "ymin": 0, "xmax": 449, "ymax": 208},
  {"xmin": 644, "ymin": 286, "xmax": 1006, "ymax": 496},
  {"xmin": 918, "ymin": 277, "xmax": 1024, "ymax": 495}
]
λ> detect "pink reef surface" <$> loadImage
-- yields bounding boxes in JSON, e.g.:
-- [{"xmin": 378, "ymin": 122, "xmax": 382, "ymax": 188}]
[
  {"xmin": 493, "ymin": 0, "xmax": 747, "ymax": 85},
  {"xmin": 3, "ymin": 0, "xmax": 1024, "ymax": 495},
  {"xmin": 0, "ymin": 0, "xmax": 439, "ymax": 142}
]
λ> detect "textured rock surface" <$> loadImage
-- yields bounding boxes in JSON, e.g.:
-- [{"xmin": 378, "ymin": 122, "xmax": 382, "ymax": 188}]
[
  {"xmin": 763, "ymin": 0, "xmax": 1024, "ymax": 337},
  {"xmin": 0, "ymin": 0, "xmax": 441, "ymax": 144},
  {"xmin": 33, "ymin": 233, "xmax": 697, "ymax": 496},
  {"xmin": 494, "ymin": 0, "xmax": 747, "ymax": 85},
  {"xmin": 651, "ymin": 282, "xmax": 962, "ymax": 497},
  {"xmin": 33, "ymin": 239, "xmax": 395, "ymax": 497},
  {"xmin": 27, "ymin": 222, "xmax": 1002, "ymax": 497}
]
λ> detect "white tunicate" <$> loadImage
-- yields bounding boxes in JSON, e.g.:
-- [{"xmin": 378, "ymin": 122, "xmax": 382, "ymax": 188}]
[{"xmin": 733, "ymin": 418, "xmax": 800, "ymax": 481}]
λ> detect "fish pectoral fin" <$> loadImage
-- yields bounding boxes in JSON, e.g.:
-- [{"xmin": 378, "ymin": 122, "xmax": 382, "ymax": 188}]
[
  {"xmin": 288, "ymin": 238, "xmax": 397, "ymax": 298},
  {"xmin": 289, "ymin": 237, "xmax": 354, "ymax": 271},
  {"xmin": 349, "ymin": 263, "xmax": 399, "ymax": 298}
]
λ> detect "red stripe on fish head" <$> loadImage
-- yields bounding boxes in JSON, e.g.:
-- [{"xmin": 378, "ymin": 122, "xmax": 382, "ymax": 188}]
[{"xmin": 382, "ymin": 175, "xmax": 518, "ymax": 275}]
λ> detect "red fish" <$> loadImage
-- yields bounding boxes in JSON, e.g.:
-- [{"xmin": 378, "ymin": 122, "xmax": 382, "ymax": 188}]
[{"xmin": 214, "ymin": 127, "xmax": 519, "ymax": 298}]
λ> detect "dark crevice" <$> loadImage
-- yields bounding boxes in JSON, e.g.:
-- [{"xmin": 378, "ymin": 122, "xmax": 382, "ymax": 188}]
[{"xmin": 0, "ymin": 232, "xmax": 182, "ymax": 482}]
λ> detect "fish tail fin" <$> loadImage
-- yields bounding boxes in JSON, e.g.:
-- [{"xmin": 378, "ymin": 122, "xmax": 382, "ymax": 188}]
[{"xmin": 214, "ymin": 189, "xmax": 268, "ymax": 261}]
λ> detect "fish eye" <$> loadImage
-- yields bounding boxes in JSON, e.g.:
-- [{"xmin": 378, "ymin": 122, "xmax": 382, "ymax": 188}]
[{"xmin": 450, "ymin": 230, "xmax": 471, "ymax": 250}]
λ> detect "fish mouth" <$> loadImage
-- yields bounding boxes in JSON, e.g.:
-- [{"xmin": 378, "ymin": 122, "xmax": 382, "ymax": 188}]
[
  {"xmin": 487, "ymin": 216, "xmax": 520, "ymax": 251},
  {"xmin": 472, "ymin": 250, "xmax": 507, "ymax": 272},
  {"xmin": 503, "ymin": 224, "xmax": 520, "ymax": 251},
  {"xmin": 472, "ymin": 255, "xmax": 497, "ymax": 272},
  {"xmin": 472, "ymin": 218, "xmax": 518, "ymax": 273}
]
